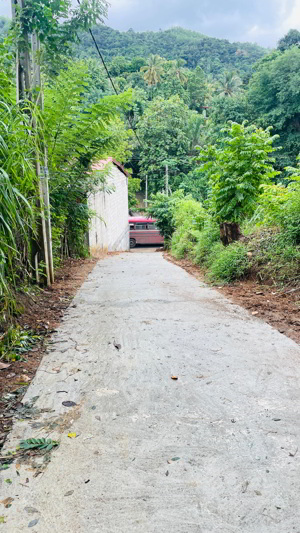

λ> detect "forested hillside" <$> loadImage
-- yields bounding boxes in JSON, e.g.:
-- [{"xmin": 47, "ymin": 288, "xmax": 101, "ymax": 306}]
[{"xmin": 77, "ymin": 25, "xmax": 266, "ymax": 76}]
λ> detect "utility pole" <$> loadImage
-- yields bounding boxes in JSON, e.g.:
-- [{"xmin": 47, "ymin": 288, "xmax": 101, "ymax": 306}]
[
  {"xmin": 145, "ymin": 175, "xmax": 148, "ymax": 208},
  {"xmin": 165, "ymin": 164, "xmax": 169, "ymax": 197},
  {"xmin": 12, "ymin": 0, "xmax": 54, "ymax": 286}
]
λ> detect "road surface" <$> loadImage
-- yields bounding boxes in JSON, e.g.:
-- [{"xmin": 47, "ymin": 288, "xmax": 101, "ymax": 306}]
[{"xmin": 1, "ymin": 251, "xmax": 300, "ymax": 532}]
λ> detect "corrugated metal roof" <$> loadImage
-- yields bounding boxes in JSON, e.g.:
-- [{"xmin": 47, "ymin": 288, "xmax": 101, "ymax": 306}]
[{"xmin": 92, "ymin": 158, "xmax": 129, "ymax": 177}]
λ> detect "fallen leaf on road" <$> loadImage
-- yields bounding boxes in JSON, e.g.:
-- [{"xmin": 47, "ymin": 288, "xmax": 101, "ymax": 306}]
[
  {"xmin": 4, "ymin": 479, "xmax": 12, "ymax": 484},
  {"xmin": 28, "ymin": 519, "xmax": 39, "ymax": 528},
  {"xmin": 168, "ymin": 457, "xmax": 180, "ymax": 463},
  {"xmin": 68, "ymin": 433, "xmax": 76, "ymax": 439},
  {"xmin": 0, "ymin": 517, "xmax": 6, "ymax": 524},
  {"xmin": 165, "ymin": 470, "xmax": 169, "ymax": 476},
  {"xmin": 20, "ymin": 438, "xmax": 59, "ymax": 451},
  {"xmin": 289, "ymin": 447, "xmax": 298, "ymax": 457},
  {"xmin": 113, "ymin": 340, "xmax": 121, "ymax": 350},
  {"xmin": 83, "ymin": 435, "xmax": 94, "ymax": 441},
  {"xmin": 24, "ymin": 507, "xmax": 39, "ymax": 515},
  {"xmin": 252, "ymin": 311, "xmax": 259, "ymax": 316},
  {"xmin": 62, "ymin": 401, "xmax": 77, "ymax": 407},
  {"xmin": 64, "ymin": 490, "xmax": 74, "ymax": 497},
  {"xmin": 171, "ymin": 376, "xmax": 178, "ymax": 380},
  {"xmin": 1, "ymin": 497, "xmax": 14, "ymax": 508},
  {"xmin": 242, "ymin": 480, "xmax": 249, "ymax": 493}
]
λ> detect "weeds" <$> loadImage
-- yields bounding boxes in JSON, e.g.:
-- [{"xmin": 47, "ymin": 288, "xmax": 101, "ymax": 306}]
[
  {"xmin": 0, "ymin": 326, "xmax": 40, "ymax": 361},
  {"xmin": 207, "ymin": 242, "xmax": 249, "ymax": 283}
]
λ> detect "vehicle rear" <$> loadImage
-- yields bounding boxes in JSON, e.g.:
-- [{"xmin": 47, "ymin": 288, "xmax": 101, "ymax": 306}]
[{"xmin": 129, "ymin": 217, "xmax": 164, "ymax": 248}]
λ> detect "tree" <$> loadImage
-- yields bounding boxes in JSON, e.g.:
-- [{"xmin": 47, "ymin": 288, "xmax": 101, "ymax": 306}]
[
  {"xmin": 217, "ymin": 70, "xmax": 243, "ymax": 97},
  {"xmin": 148, "ymin": 191, "xmax": 184, "ymax": 240},
  {"xmin": 278, "ymin": 29, "xmax": 300, "ymax": 51},
  {"xmin": 136, "ymin": 96, "xmax": 193, "ymax": 193},
  {"xmin": 197, "ymin": 122, "xmax": 279, "ymax": 244},
  {"xmin": 186, "ymin": 66, "xmax": 207, "ymax": 112},
  {"xmin": 140, "ymin": 54, "xmax": 164, "ymax": 87},
  {"xmin": 247, "ymin": 46, "xmax": 300, "ymax": 169}
]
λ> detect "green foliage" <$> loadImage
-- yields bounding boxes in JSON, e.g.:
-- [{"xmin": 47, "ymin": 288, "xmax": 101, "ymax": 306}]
[
  {"xmin": 12, "ymin": 0, "xmax": 108, "ymax": 56},
  {"xmin": 248, "ymin": 46, "xmax": 300, "ymax": 169},
  {"xmin": 128, "ymin": 177, "xmax": 141, "ymax": 209},
  {"xmin": 137, "ymin": 96, "xmax": 193, "ymax": 193},
  {"xmin": 207, "ymin": 242, "xmax": 249, "ymax": 283},
  {"xmin": 217, "ymin": 70, "xmax": 243, "ymax": 97},
  {"xmin": 0, "ymin": 326, "xmax": 40, "ymax": 361},
  {"xmin": 141, "ymin": 54, "xmax": 164, "ymax": 88},
  {"xmin": 0, "ymin": 48, "xmax": 37, "ymax": 310},
  {"xmin": 191, "ymin": 220, "xmax": 220, "ymax": 265},
  {"xmin": 43, "ymin": 60, "xmax": 133, "ymax": 258},
  {"xmin": 75, "ymin": 26, "xmax": 266, "ymax": 76},
  {"xmin": 148, "ymin": 190, "xmax": 184, "ymax": 241},
  {"xmin": 278, "ymin": 29, "xmax": 300, "ymax": 52},
  {"xmin": 171, "ymin": 196, "xmax": 207, "ymax": 258},
  {"xmin": 197, "ymin": 122, "xmax": 279, "ymax": 223},
  {"xmin": 248, "ymin": 229, "xmax": 300, "ymax": 285},
  {"xmin": 186, "ymin": 66, "xmax": 207, "ymax": 112},
  {"xmin": 20, "ymin": 438, "xmax": 59, "ymax": 451}
]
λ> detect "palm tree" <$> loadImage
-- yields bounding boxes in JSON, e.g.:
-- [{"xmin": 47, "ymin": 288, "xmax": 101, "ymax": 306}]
[
  {"xmin": 140, "ymin": 55, "xmax": 164, "ymax": 87},
  {"xmin": 217, "ymin": 70, "xmax": 243, "ymax": 97},
  {"xmin": 169, "ymin": 59, "xmax": 188, "ymax": 84}
]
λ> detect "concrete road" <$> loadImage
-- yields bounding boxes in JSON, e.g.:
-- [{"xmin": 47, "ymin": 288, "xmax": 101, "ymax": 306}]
[{"xmin": 1, "ymin": 252, "xmax": 300, "ymax": 532}]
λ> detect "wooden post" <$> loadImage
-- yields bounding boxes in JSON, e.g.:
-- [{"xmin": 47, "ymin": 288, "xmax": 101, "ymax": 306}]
[
  {"xmin": 165, "ymin": 164, "xmax": 169, "ymax": 197},
  {"xmin": 32, "ymin": 32, "xmax": 54, "ymax": 284},
  {"xmin": 145, "ymin": 175, "xmax": 148, "ymax": 208}
]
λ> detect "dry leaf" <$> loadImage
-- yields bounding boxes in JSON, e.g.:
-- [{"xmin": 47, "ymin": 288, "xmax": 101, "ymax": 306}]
[
  {"xmin": 20, "ymin": 374, "xmax": 30, "ymax": 383},
  {"xmin": 1, "ymin": 497, "xmax": 14, "ymax": 508},
  {"xmin": 171, "ymin": 376, "xmax": 178, "ymax": 380},
  {"xmin": 113, "ymin": 340, "xmax": 121, "ymax": 350},
  {"xmin": 67, "ymin": 432, "xmax": 76, "ymax": 439},
  {"xmin": 0, "ymin": 362, "xmax": 10, "ymax": 370}
]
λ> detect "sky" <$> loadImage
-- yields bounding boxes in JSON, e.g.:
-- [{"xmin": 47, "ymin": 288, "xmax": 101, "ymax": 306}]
[{"xmin": 1, "ymin": 0, "xmax": 300, "ymax": 47}]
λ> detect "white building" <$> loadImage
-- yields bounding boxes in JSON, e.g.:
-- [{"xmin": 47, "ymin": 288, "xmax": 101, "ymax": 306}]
[{"xmin": 88, "ymin": 158, "xmax": 129, "ymax": 253}]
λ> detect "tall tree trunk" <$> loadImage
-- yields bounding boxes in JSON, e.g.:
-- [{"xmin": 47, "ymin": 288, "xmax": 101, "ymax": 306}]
[{"xmin": 220, "ymin": 222, "xmax": 242, "ymax": 246}]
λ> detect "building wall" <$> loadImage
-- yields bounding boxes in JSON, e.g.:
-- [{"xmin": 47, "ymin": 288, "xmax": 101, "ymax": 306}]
[{"xmin": 88, "ymin": 164, "xmax": 129, "ymax": 252}]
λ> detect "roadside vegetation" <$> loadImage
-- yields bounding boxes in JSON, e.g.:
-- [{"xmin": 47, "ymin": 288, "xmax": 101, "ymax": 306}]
[{"xmin": 149, "ymin": 121, "xmax": 300, "ymax": 286}]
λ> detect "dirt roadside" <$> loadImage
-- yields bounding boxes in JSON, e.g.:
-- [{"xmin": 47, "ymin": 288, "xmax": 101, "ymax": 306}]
[
  {"xmin": 164, "ymin": 253, "xmax": 300, "ymax": 345},
  {"xmin": 0, "ymin": 256, "xmax": 99, "ymax": 450}
]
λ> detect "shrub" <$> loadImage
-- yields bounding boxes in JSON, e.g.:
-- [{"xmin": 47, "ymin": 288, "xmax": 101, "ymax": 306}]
[
  {"xmin": 148, "ymin": 190, "xmax": 184, "ymax": 241},
  {"xmin": 207, "ymin": 242, "xmax": 249, "ymax": 283},
  {"xmin": 171, "ymin": 228, "xmax": 201, "ymax": 259},
  {"xmin": 190, "ymin": 220, "xmax": 220, "ymax": 265},
  {"xmin": 171, "ymin": 196, "xmax": 207, "ymax": 258}
]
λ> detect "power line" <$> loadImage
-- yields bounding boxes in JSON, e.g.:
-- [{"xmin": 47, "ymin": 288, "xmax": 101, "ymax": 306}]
[{"xmin": 77, "ymin": 0, "xmax": 142, "ymax": 147}]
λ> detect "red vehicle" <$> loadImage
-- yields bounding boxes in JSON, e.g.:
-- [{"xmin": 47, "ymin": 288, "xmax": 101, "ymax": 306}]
[{"xmin": 129, "ymin": 216, "xmax": 164, "ymax": 248}]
